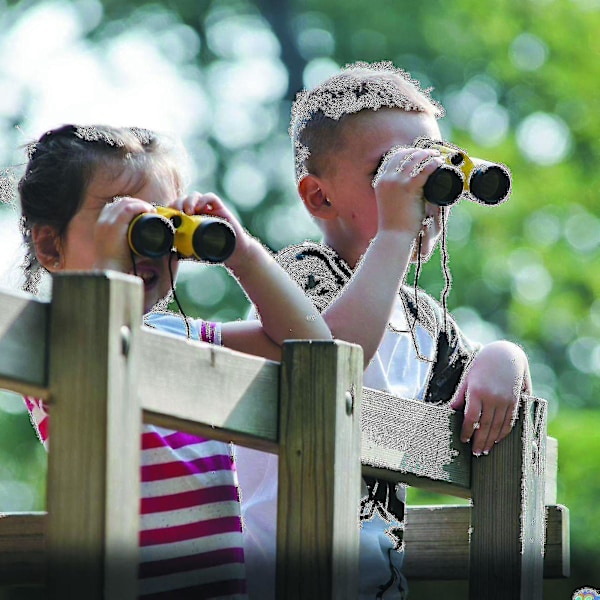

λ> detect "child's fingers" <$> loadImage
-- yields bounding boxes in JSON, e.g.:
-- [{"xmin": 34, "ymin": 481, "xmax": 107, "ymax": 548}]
[
  {"xmin": 373, "ymin": 146, "xmax": 437, "ymax": 188},
  {"xmin": 171, "ymin": 192, "xmax": 227, "ymax": 217},
  {"xmin": 476, "ymin": 407, "xmax": 506, "ymax": 456},
  {"xmin": 471, "ymin": 407, "xmax": 495, "ymax": 456},
  {"xmin": 100, "ymin": 196, "xmax": 156, "ymax": 225},
  {"xmin": 493, "ymin": 405, "xmax": 516, "ymax": 447},
  {"xmin": 460, "ymin": 390, "xmax": 483, "ymax": 445}
]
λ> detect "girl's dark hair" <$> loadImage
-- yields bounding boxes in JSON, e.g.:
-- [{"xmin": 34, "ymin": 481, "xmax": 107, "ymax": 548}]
[{"xmin": 18, "ymin": 124, "xmax": 185, "ymax": 293}]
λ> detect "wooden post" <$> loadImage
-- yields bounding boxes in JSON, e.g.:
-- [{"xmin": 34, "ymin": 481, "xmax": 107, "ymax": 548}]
[
  {"xmin": 46, "ymin": 273, "xmax": 142, "ymax": 600},
  {"xmin": 277, "ymin": 340, "xmax": 363, "ymax": 600},
  {"xmin": 469, "ymin": 396, "xmax": 547, "ymax": 599}
]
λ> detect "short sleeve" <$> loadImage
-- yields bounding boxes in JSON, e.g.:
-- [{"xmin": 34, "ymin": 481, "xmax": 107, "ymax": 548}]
[{"xmin": 275, "ymin": 242, "xmax": 353, "ymax": 313}]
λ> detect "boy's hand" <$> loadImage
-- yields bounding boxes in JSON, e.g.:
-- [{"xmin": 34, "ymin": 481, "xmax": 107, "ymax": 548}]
[
  {"xmin": 450, "ymin": 341, "xmax": 532, "ymax": 456},
  {"xmin": 372, "ymin": 145, "xmax": 443, "ymax": 236}
]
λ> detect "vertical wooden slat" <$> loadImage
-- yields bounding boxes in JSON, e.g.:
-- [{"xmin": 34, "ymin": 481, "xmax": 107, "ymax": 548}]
[
  {"xmin": 469, "ymin": 396, "xmax": 547, "ymax": 599},
  {"xmin": 277, "ymin": 340, "xmax": 363, "ymax": 600},
  {"xmin": 46, "ymin": 273, "xmax": 142, "ymax": 600}
]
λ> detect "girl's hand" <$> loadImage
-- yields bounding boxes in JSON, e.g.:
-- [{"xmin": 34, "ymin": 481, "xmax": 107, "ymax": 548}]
[
  {"xmin": 168, "ymin": 192, "xmax": 255, "ymax": 270},
  {"xmin": 94, "ymin": 196, "xmax": 156, "ymax": 272}
]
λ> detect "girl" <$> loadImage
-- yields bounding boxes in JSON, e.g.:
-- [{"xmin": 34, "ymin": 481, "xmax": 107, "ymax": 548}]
[{"xmin": 19, "ymin": 123, "xmax": 331, "ymax": 599}]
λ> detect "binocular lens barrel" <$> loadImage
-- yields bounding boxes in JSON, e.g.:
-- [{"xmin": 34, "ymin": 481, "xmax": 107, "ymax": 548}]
[
  {"xmin": 469, "ymin": 165, "xmax": 511, "ymax": 205},
  {"xmin": 129, "ymin": 214, "xmax": 175, "ymax": 258},
  {"xmin": 192, "ymin": 221, "xmax": 236, "ymax": 263},
  {"xmin": 128, "ymin": 212, "xmax": 236, "ymax": 263},
  {"xmin": 423, "ymin": 166, "xmax": 464, "ymax": 206}
]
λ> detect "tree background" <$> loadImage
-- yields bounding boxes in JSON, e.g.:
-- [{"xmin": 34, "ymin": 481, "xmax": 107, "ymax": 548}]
[{"xmin": 0, "ymin": 0, "xmax": 598, "ymax": 596}]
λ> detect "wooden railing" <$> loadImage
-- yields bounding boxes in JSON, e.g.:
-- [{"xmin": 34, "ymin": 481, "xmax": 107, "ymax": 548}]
[{"xmin": 0, "ymin": 272, "xmax": 570, "ymax": 599}]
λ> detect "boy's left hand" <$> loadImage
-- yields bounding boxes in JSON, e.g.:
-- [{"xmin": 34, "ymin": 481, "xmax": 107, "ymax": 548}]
[{"xmin": 450, "ymin": 341, "xmax": 532, "ymax": 456}]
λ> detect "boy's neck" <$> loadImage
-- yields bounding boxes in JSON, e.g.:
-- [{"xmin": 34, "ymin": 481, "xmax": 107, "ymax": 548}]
[{"xmin": 322, "ymin": 233, "xmax": 368, "ymax": 270}]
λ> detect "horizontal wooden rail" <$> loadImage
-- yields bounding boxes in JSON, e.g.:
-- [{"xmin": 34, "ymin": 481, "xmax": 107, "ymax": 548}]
[
  {"xmin": 0, "ymin": 277, "xmax": 570, "ymax": 599},
  {"xmin": 0, "ymin": 287, "xmax": 49, "ymax": 398},
  {"xmin": 0, "ymin": 285, "xmax": 480, "ymax": 492},
  {"xmin": 0, "ymin": 506, "xmax": 569, "ymax": 586},
  {"xmin": 403, "ymin": 504, "xmax": 570, "ymax": 580}
]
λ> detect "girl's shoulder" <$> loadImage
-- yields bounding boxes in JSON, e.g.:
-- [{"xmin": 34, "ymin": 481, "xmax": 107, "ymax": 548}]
[{"xmin": 144, "ymin": 310, "xmax": 200, "ymax": 338}]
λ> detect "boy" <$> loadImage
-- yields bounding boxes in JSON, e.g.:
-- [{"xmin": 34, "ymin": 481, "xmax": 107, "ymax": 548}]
[{"xmin": 237, "ymin": 61, "xmax": 531, "ymax": 599}]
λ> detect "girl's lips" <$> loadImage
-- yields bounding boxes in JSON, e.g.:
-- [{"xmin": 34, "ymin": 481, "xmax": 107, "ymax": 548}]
[{"xmin": 133, "ymin": 264, "xmax": 160, "ymax": 289}]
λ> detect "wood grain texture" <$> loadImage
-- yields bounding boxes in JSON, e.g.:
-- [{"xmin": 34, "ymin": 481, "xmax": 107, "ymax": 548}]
[
  {"xmin": 46, "ymin": 273, "xmax": 142, "ymax": 600},
  {"xmin": 469, "ymin": 396, "xmax": 548, "ymax": 599},
  {"xmin": 0, "ymin": 512, "xmax": 46, "ymax": 585},
  {"xmin": 403, "ymin": 504, "xmax": 569, "ymax": 580},
  {"xmin": 137, "ymin": 327, "xmax": 280, "ymax": 452},
  {"xmin": 276, "ymin": 340, "xmax": 363, "ymax": 600},
  {"xmin": 0, "ymin": 279, "xmax": 570, "ymax": 597},
  {"xmin": 0, "ymin": 504, "xmax": 569, "ymax": 587},
  {"xmin": 545, "ymin": 436, "xmax": 558, "ymax": 504},
  {"xmin": 0, "ymin": 288, "xmax": 49, "ymax": 398},
  {"xmin": 361, "ymin": 389, "xmax": 471, "ymax": 491}
]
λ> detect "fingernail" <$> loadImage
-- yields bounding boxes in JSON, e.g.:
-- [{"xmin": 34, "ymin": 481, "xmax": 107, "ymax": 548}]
[
  {"xmin": 483, "ymin": 449, "xmax": 490, "ymax": 456},
  {"xmin": 473, "ymin": 451, "xmax": 481, "ymax": 457}
]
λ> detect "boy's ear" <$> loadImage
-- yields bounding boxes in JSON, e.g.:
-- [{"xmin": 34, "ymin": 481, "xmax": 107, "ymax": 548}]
[
  {"xmin": 298, "ymin": 175, "xmax": 338, "ymax": 220},
  {"xmin": 31, "ymin": 224, "xmax": 63, "ymax": 271}
]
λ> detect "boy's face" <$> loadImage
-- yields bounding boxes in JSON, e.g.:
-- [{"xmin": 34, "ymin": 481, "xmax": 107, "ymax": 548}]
[{"xmin": 316, "ymin": 108, "xmax": 443, "ymax": 266}]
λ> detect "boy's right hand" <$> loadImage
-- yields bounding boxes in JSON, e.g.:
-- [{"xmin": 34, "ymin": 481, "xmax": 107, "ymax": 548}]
[{"xmin": 372, "ymin": 146, "xmax": 443, "ymax": 237}]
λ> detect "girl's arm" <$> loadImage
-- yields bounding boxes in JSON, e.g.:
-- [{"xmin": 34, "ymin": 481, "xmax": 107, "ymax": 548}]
[{"xmin": 171, "ymin": 193, "xmax": 331, "ymax": 361}]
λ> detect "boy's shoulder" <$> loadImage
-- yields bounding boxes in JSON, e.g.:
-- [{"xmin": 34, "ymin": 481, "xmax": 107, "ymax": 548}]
[
  {"xmin": 276, "ymin": 241, "xmax": 442, "ymax": 328},
  {"xmin": 276, "ymin": 241, "xmax": 353, "ymax": 312}
]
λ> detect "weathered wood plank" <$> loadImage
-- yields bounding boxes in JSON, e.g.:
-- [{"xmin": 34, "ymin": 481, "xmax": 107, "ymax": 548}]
[
  {"xmin": 0, "ymin": 504, "xmax": 569, "ymax": 587},
  {"xmin": 137, "ymin": 333, "xmax": 473, "ymax": 492},
  {"xmin": 361, "ymin": 389, "xmax": 471, "ymax": 494},
  {"xmin": 0, "ymin": 288, "xmax": 50, "ymax": 398},
  {"xmin": 545, "ymin": 436, "xmax": 558, "ymax": 504},
  {"xmin": 46, "ymin": 273, "xmax": 142, "ymax": 600},
  {"xmin": 403, "ymin": 504, "xmax": 570, "ymax": 580},
  {"xmin": 469, "ymin": 396, "xmax": 548, "ymax": 599},
  {"xmin": 137, "ymin": 327, "xmax": 280, "ymax": 452},
  {"xmin": 277, "ymin": 340, "xmax": 363, "ymax": 600},
  {"xmin": 0, "ymin": 512, "xmax": 46, "ymax": 585}
]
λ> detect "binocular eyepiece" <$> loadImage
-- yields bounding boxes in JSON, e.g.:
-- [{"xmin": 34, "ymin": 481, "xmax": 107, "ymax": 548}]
[
  {"xmin": 416, "ymin": 138, "xmax": 512, "ymax": 207},
  {"xmin": 128, "ymin": 206, "xmax": 236, "ymax": 263}
]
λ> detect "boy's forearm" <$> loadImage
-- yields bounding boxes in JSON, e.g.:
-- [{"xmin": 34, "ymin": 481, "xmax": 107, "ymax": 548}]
[
  {"xmin": 229, "ymin": 239, "xmax": 331, "ymax": 344},
  {"xmin": 322, "ymin": 230, "xmax": 415, "ymax": 366}
]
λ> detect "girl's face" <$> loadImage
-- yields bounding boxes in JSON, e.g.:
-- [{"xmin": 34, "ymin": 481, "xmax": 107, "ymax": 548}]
[{"xmin": 57, "ymin": 164, "xmax": 179, "ymax": 312}]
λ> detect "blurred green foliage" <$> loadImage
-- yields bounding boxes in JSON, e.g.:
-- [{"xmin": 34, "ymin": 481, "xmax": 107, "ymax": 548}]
[{"xmin": 1, "ymin": 0, "xmax": 599, "ymax": 596}]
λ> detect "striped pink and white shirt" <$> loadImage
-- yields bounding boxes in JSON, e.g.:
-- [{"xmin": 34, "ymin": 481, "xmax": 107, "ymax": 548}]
[{"xmin": 24, "ymin": 312, "xmax": 248, "ymax": 599}]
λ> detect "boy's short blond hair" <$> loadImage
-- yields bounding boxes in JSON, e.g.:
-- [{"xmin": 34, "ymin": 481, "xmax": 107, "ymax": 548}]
[{"xmin": 290, "ymin": 61, "xmax": 445, "ymax": 182}]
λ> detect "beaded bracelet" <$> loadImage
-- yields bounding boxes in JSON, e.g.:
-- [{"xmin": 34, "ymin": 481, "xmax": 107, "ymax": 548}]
[{"xmin": 200, "ymin": 320, "xmax": 221, "ymax": 345}]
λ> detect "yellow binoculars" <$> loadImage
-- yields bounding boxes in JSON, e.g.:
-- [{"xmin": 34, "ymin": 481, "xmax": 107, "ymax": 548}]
[
  {"xmin": 416, "ymin": 138, "xmax": 512, "ymax": 207},
  {"xmin": 128, "ymin": 206, "xmax": 236, "ymax": 263}
]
